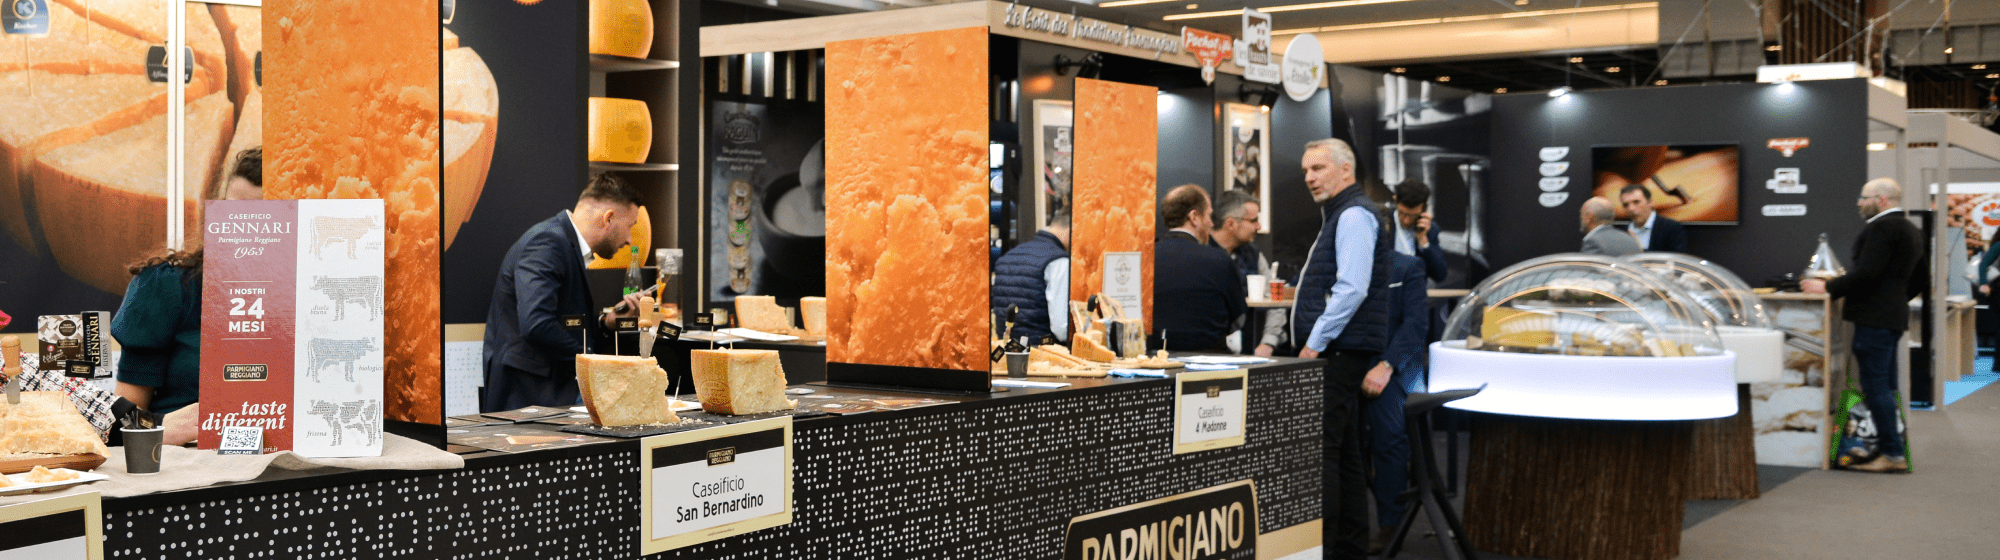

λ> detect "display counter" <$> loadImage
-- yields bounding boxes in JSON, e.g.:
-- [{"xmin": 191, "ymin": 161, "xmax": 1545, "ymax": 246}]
[{"xmin": 45, "ymin": 358, "xmax": 1324, "ymax": 559}]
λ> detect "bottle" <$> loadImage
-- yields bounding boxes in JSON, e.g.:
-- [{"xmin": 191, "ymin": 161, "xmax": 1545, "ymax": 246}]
[{"xmin": 623, "ymin": 246, "xmax": 644, "ymax": 296}]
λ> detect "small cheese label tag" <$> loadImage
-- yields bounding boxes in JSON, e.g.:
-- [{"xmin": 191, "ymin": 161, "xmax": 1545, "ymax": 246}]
[
  {"xmin": 218, "ymin": 426, "xmax": 264, "ymax": 455},
  {"xmin": 224, "ymin": 364, "xmax": 269, "ymax": 381},
  {"xmin": 616, "ymin": 317, "xmax": 639, "ymax": 331},
  {"xmin": 64, "ymin": 360, "xmax": 95, "ymax": 378},
  {"xmin": 989, "ymin": 346, "xmax": 1007, "ymax": 363},
  {"xmin": 690, "ymin": 313, "xmax": 715, "ymax": 332},
  {"xmin": 561, "ymin": 315, "xmax": 587, "ymax": 330},
  {"xmin": 145, "ymin": 45, "xmax": 195, "ymax": 84},
  {"xmin": 656, "ymin": 322, "xmax": 683, "ymax": 343},
  {"xmin": 3, "ymin": 0, "xmax": 50, "ymax": 37}
]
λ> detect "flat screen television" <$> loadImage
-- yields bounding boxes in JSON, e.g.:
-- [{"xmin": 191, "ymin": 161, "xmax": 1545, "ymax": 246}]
[{"xmin": 1591, "ymin": 144, "xmax": 1740, "ymax": 225}]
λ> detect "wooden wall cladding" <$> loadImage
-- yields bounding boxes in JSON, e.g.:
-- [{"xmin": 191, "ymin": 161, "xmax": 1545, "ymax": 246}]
[
  {"xmin": 823, "ymin": 27, "xmax": 989, "ymax": 371},
  {"xmin": 266, "ymin": 0, "xmax": 442, "ymax": 423},
  {"xmin": 1070, "ymin": 78, "xmax": 1158, "ymax": 329}
]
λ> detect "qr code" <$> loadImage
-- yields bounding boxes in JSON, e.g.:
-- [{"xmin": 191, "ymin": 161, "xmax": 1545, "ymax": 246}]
[{"xmin": 219, "ymin": 426, "xmax": 262, "ymax": 453}]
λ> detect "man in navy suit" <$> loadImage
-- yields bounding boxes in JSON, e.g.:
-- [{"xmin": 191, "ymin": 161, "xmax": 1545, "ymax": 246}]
[
  {"xmin": 1620, "ymin": 184, "xmax": 1688, "ymax": 253},
  {"xmin": 1390, "ymin": 180, "xmax": 1448, "ymax": 283},
  {"xmin": 481, "ymin": 173, "xmax": 647, "ymax": 412}
]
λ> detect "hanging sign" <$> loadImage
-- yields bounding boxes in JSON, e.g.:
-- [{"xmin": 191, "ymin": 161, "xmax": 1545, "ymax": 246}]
[
  {"xmin": 1237, "ymin": 8, "xmax": 1277, "ymax": 84},
  {"xmin": 1174, "ymin": 369, "xmax": 1248, "ymax": 454},
  {"xmin": 3, "ymin": 0, "xmax": 49, "ymax": 37},
  {"xmin": 1180, "ymin": 27, "xmax": 1232, "ymax": 85},
  {"xmin": 641, "ymin": 417, "xmax": 794, "ymax": 554},
  {"xmin": 1280, "ymin": 33, "xmax": 1323, "ymax": 101}
]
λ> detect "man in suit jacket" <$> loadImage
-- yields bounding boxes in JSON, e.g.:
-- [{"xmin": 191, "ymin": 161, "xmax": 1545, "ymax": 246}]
[
  {"xmin": 1391, "ymin": 180, "xmax": 1448, "ymax": 282},
  {"xmin": 1620, "ymin": 184, "xmax": 1688, "ymax": 253},
  {"xmin": 1152, "ymin": 184, "xmax": 1246, "ymax": 352},
  {"xmin": 482, "ymin": 173, "xmax": 647, "ymax": 412},
  {"xmin": 1803, "ymin": 178, "xmax": 1928, "ymax": 473},
  {"xmin": 1579, "ymin": 197, "xmax": 1641, "ymax": 257}
]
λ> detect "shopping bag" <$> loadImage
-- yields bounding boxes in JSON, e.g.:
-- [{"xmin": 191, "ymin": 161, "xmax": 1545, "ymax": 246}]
[{"xmin": 1828, "ymin": 382, "xmax": 1912, "ymax": 471}]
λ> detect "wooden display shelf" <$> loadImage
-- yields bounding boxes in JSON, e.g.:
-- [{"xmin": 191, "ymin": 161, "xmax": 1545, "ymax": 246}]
[
  {"xmin": 588, "ymin": 161, "xmax": 679, "ymax": 172},
  {"xmin": 589, "ymin": 54, "xmax": 680, "ymax": 73}
]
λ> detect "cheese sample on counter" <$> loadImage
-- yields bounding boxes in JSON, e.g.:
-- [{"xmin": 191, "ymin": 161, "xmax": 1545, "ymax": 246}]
[
  {"xmin": 734, "ymin": 295, "xmax": 793, "ymax": 334},
  {"xmin": 1071, "ymin": 330, "xmax": 1116, "ymax": 363},
  {"xmin": 576, "ymin": 354, "xmax": 680, "ymax": 427},
  {"xmin": 799, "ymin": 297, "xmax": 827, "ymax": 338},
  {"xmin": 0, "ymin": 392, "xmax": 110, "ymax": 458},
  {"xmin": 689, "ymin": 349, "xmax": 797, "ymax": 415},
  {"xmin": 587, "ymin": 97, "xmax": 651, "ymax": 164}
]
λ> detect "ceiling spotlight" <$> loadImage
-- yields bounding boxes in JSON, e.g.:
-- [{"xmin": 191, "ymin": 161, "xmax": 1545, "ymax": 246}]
[
  {"xmin": 1866, "ymin": 143, "xmax": 1890, "ymax": 151},
  {"xmin": 1437, "ymin": 76, "xmax": 1451, "ymax": 82},
  {"xmin": 1654, "ymin": 79, "xmax": 1668, "ymax": 86},
  {"xmin": 1548, "ymin": 86, "xmax": 1572, "ymax": 98},
  {"xmin": 1568, "ymin": 57, "xmax": 1584, "ymax": 63},
  {"xmin": 1514, "ymin": 0, "xmax": 1528, "ymax": 4},
  {"xmin": 1974, "ymin": 64, "xmax": 1989, "ymax": 70},
  {"xmin": 1186, "ymin": 3, "xmax": 1197, "ymax": 8},
  {"xmin": 1391, "ymin": 67, "xmax": 1406, "ymax": 73},
  {"xmin": 1945, "ymin": 47, "xmax": 1954, "ymax": 54},
  {"xmin": 1606, "ymin": 67, "xmax": 1621, "ymax": 73},
  {"xmin": 1988, "ymin": 73, "xmax": 1999, "ymax": 79},
  {"xmin": 1495, "ymin": 87, "xmax": 1508, "ymax": 93},
  {"xmin": 1765, "ymin": 45, "xmax": 1781, "ymax": 52}
]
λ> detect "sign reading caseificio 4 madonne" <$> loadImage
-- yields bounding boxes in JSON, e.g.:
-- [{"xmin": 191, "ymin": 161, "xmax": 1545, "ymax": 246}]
[
  {"xmin": 1175, "ymin": 369, "xmax": 1247, "ymax": 454},
  {"xmin": 0, "ymin": 491, "xmax": 103, "ymax": 560},
  {"xmin": 1063, "ymin": 480, "xmax": 1258, "ymax": 560},
  {"xmin": 641, "ymin": 416, "xmax": 793, "ymax": 554}
]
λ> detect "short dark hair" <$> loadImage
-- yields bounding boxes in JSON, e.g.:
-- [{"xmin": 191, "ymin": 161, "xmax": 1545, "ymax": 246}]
[
  {"xmin": 1618, "ymin": 184, "xmax": 1651, "ymax": 200},
  {"xmin": 580, "ymin": 172, "xmax": 643, "ymax": 207},
  {"xmin": 1161, "ymin": 184, "xmax": 1211, "ymax": 229},
  {"xmin": 1212, "ymin": 189, "xmax": 1259, "ymax": 225},
  {"xmin": 1048, "ymin": 209, "xmax": 1071, "ymax": 229},
  {"xmin": 1393, "ymin": 180, "xmax": 1430, "ymax": 209}
]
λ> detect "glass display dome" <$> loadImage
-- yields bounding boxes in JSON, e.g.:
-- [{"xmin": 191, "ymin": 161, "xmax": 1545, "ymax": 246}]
[
  {"xmin": 1431, "ymin": 253, "xmax": 1739, "ymax": 421},
  {"xmin": 1440, "ymin": 254, "xmax": 1724, "ymax": 357},
  {"xmin": 1624, "ymin": 252, "xmax": 1771, "ymax": 329}
]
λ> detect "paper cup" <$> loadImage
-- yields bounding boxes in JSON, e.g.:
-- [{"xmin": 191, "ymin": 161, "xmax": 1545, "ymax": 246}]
[
  {"xmin": 121, "ymin": 427, "xmax": 164, "ymax": 475},
  {"xmin": 1005, "ymin": 352, "xmax": 1030, "ymax": 379},
  {"xmin": 1246, "ymin": 274, "xmax": 1268, "ymax": 301}
]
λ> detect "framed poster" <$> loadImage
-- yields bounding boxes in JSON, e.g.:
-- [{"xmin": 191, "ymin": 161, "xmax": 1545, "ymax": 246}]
[
  {"xmin": 1033, "ymin": 99, "xmax": 1074, "ymax": 231},
  {"xmin": 1222, "ymin": 103, "xmax": 1271, "ymax": 232}
]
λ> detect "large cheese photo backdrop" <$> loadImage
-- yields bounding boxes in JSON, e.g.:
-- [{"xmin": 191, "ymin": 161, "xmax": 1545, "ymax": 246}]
[
  {"xmin": 0, "ymin": 1, "xmax": 260, "ymax": 322},
  {"xmin": 824, "ymin": 27, "xmax": 989, "ymax": 372},
  {"xmin": 266, "ymin": 0, "xmax": 442, "ymax": 424},
  {"xmin": 1070, "ymin": 78, "xmax": 1158, "ymax": 329}
]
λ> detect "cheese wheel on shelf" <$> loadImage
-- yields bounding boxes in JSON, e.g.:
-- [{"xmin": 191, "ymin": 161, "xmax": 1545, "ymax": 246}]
[
  {"xmin": 576, "ymin": 354, "xmax": 680, "ymax": 427},
  {"xmin": 688, "ymin": 349, "xmax": 796, "ymax": 415},
  {"xmin": 589, "ymin": 0, "xmax": 654, "ymax": 59},
  {"xmin": 587, "ymin": 97, "xmax": 651, "ymax": 164}
]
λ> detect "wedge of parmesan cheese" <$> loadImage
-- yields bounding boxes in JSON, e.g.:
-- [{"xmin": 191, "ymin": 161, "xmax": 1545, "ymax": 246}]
[
  {"xmin": 576, "ymin": 354, "xmax": 680, "ymax": 427},
  {"xmin": 689, "ymin": 349, "xmax": 796, "ymax": 415},
  {"xmin": 734, "ymin": 295, "xmax": 794, "ymax": 334},
  {"xmin": 799, "ymin": 297, "xmax": 827, "ymax": 338},
  {"xmin": 0, "ymin": 392, "xmax": 110, "ymax": 457},
  {"xmin": 1071, "ymin": 330, "xmax": 1116, "ymax": 363}
]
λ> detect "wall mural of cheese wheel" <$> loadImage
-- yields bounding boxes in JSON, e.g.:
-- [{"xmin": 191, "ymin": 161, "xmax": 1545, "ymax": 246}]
[
  {"xmin": 0, "ymin": 1, "xmax": 261, "ymax": 328},
  {"xmin": 266, "ymin": 0, "xmax": 441, "ymax": 425}
]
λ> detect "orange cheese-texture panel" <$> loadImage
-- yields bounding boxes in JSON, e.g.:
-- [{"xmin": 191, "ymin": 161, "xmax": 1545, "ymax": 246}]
[
  {"xmin": 34, "ymin": 93, "xmax": 234, "ymax": 293},
  {"xmin": 441, "ymin": 45, "xmax": 498, "ymax": 250},
  {"xmin": 209, "ymin": 3, "xmax": 263, "ymax": 118},
  {"xmin": 267, "ymin": 0, "xmax": 442, "ymax": 424},
  {"xmin": 824, "ymin": 27, "xmax": 989, "ymax": 371},
  {"xmin": 1070, "ymin": 78, "xmax": 1158, "ymax": 330}
]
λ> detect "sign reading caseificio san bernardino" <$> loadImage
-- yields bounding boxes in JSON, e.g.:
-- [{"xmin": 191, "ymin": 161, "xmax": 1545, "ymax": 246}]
[{"xmin": 641, "ymin": 416, "xmax": 794, "ymax": 554}]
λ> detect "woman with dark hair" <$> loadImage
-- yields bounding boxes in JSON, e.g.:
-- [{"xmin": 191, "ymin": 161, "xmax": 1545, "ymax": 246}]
[{"xmin": 109, "ymin": 147, "xmax": 262, "ymax": 444}]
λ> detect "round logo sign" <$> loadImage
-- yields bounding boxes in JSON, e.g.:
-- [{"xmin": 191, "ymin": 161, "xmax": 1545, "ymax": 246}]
[
  {"xmin": 15, "ymin": 0, "xmax": 39, "ymax": 19},
  {"xmin": 1280, "ymin": 34, "xmax": 1323, "ymax": 102}
]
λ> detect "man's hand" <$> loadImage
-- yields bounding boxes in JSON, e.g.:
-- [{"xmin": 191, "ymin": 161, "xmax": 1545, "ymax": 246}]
[
  {"xmin": 603, "ymin": 292, "xmax": 646, "ymax": 329},
  {"xmin": 1363, "ymin": 361, "xmax": 1391, "ymax": 398},
  {"xmin": 1981, "ymin": 284, "xmax": 1991, "ymax": 296},
  {"xmin": 1415, "ymin": 212, "xmax": 1433, "ymax": 247},
  {"xmin": 1800, "ymin": 279, "xmax": 1827, "ymax": 294},
  {"xmin": 163, "ymin": 402, "xmax": 199, "ymax": 446},
  {"xmin": 1299, "ymin": 346, "xmax": 1319, "ymax": 359},
  {"xmin": 1253, "ymin": 344, "xmax": 1275, "ymax": 357}
]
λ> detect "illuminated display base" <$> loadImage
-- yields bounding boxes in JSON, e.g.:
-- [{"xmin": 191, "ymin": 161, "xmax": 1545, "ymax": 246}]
[{"xmin": 1430, "ymin": 342, "xmax": 1737, "ymax": 421}]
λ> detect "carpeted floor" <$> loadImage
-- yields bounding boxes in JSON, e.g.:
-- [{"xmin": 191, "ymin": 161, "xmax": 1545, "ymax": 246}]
[{"xmin": 1304, "ymin": 360, "xmax": 2000, "ymax": 560}]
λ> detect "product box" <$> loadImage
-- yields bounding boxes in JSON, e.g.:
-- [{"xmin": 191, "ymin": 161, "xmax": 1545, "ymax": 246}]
[{"xmin": 37, "ymin": 311, "xmax": 109, "ymax": 376}]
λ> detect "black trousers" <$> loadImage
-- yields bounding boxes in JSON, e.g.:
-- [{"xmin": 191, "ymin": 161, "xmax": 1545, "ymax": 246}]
[{"xmin": 1321, "ymin": 350, "xmax": 1374, "ymax": 559}]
